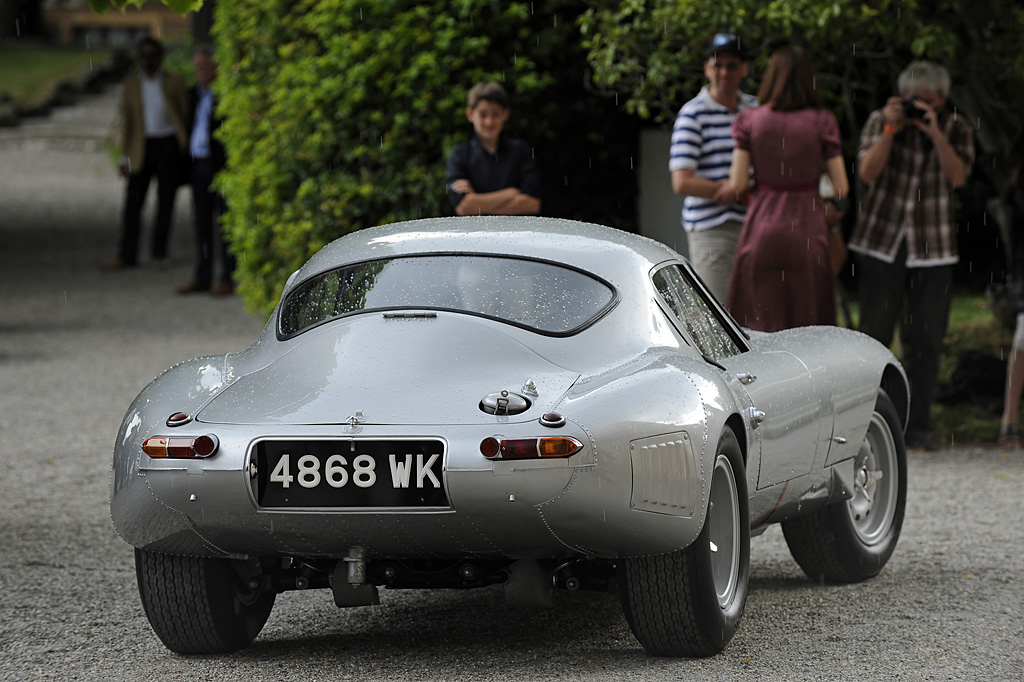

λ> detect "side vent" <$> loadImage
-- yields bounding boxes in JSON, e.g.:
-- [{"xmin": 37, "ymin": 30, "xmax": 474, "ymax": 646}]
[{"xmin": 629, "ymin": 432, "xmax": 698, "ymax": 517}]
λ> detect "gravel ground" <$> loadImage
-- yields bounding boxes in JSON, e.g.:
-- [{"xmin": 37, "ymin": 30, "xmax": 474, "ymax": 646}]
[{"xmin": 0, "ymin": 87, "xmax": 1022, "ymax": 682}]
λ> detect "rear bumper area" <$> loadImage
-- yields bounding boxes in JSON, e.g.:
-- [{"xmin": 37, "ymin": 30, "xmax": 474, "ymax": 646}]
[{"xmin": 111, "ymin": 424, "xmax": 707, "ymax": 560}]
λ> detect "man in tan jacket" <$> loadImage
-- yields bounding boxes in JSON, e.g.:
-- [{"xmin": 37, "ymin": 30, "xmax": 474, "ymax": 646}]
[{"xmin": 104, "ymin": 37, "xmax": 188, "ymax": 270}]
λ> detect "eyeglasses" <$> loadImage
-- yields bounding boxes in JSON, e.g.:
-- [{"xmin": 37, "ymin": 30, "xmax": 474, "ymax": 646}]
[{"xmin": 712, "ymin": 33, "xmax": 739, "ymax": 47}]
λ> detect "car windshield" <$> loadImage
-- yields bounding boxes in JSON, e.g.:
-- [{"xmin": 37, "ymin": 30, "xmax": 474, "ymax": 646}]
[{"xmin": 279, "ymin": 254, "xmax": 617, "ymax": 338}]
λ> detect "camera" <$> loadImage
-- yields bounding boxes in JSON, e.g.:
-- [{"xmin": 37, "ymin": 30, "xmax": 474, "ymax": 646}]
[{"xmin": 903, "ymin": 97, "xmax": 925, "ymax": 120}]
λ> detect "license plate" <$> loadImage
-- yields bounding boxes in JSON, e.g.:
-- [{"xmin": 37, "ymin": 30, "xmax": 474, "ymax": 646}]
[{"xmin": 254, "ymin": 440, "xmax": 448, "ymax": 508}]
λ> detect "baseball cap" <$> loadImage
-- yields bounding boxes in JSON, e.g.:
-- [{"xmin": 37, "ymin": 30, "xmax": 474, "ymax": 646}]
[{"xmin": 705, "ymin": 33, "xmax": 745, "ymax": 60}]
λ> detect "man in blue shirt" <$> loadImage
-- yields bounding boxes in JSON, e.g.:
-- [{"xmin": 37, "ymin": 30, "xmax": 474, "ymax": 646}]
[
  {"xmin": 446, "ymin": 82, "xmax": 542, "ymax": 216},
  {"xmin": 177, "ymin": 45, "xmax": 234, "ymax": 296},
  {"xmin": 669, "ymin": 33, "xmax": 757, "ymax": 303}
]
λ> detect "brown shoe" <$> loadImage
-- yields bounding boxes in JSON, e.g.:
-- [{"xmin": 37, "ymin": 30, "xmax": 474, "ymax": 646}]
[
  {"xmin": 210, "ymin": 282, "xmax": 234, "ymax": 296},
  {"xmin": 997, "ymin": 424, "xmax": 1021, "ymax": 450},
  {"xmin": 176, "ymin": 281, "xmax": 210, "ymax": 294}
]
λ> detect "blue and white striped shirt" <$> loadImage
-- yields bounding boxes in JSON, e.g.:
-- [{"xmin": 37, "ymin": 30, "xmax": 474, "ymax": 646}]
[{"xmin": 668, "ymin": 86, "xmax": 758, "ymax": 232}]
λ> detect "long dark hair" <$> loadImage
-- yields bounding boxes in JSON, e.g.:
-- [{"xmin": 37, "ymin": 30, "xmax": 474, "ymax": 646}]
[{"xmin": 757, "ymin": 45, "xmax": 820, "ymax": 111}]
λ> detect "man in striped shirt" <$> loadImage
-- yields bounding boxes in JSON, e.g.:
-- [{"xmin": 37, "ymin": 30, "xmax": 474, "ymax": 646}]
[{"xmin": 669, "ymin": 33, "xmax": 758, "ymax": 303}]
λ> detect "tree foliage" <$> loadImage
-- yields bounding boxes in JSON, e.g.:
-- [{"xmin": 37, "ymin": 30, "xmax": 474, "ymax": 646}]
[
  {"xmin": 211, "ymin": 0, "xmax": 636, "ymax": 316},
  {"xmin": 86, "ymin": 0, "xmax": 203, "ymax": 14},
  {"xmin": 580, "ymin": 0, "xmax": 1022, "ymax": 141}
]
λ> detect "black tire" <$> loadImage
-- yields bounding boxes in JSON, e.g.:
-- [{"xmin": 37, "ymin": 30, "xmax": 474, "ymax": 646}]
[
  {"xmin": 135, "ymin": 548, "xmax": 275, "ymax": 654},
  {"xmin": 782, "ymin": 388, "xmax": 907, "ymax": 583},
  {"xmin": 619, "ymin": 427, "xmax": 750, "ymax": 657}
]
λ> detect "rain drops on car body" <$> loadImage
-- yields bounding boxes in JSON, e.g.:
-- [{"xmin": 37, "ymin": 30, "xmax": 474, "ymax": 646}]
[{"xmin": 111, "ymin": 217, "xmax": 909, "ymax": 656}]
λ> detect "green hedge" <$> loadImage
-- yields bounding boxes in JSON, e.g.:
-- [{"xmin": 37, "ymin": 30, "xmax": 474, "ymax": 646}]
[{"xmin": 213, "ymin": 0, "xmax": 638, "ymax": 317}]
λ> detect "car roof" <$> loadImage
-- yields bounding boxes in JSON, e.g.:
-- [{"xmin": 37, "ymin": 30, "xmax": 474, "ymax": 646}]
[{"xmin": 287, "ymin": 217, "xmax": 682, "ymax": 294}]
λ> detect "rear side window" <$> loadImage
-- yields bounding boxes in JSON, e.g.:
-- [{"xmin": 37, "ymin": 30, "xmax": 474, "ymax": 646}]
[
  {"xmin": 652, "ymin": 264, "xmax": 744, "ymax": 361},
  {"xmin": 279, "ymin": 255, "xmax": 617, "ymax": 338}
]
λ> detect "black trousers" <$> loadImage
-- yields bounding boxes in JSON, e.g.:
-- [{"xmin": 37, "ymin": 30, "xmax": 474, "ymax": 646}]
[
  {"xmin": 190, "ymin": 158, "xmax": 234, "ymax": 287},
  {"xmin": 118, "ymin": 135, "xmax": 182, "ymax": 265},
  {"xmin": 856, "ymin": 244, "xmax": 953, "ymax": 439}
]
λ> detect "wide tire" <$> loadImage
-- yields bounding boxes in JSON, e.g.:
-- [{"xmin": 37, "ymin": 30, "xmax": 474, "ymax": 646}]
[
  {"xmin": 782, "ymin": 388, "xmax": 907, "ymax": 583},
  {"xmin": 135, "ymin": 548, "xmax": 276, "ymax": 654},
  {"xmin": 619, "ymin": 427, "xmax": 750, "ymax": 657}
]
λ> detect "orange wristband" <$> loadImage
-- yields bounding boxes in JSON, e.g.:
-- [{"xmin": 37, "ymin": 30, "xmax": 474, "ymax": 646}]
[{"xmin": 883, "ymin": 123, "xmax": 897, "ymax": 135}]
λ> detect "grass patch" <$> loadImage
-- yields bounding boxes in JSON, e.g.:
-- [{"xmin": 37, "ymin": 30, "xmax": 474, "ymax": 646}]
[
  {"xmin": 0, "ymin": 47, "xmax": 111, "ymax": 107},
  {"xmin": 932, "ymin": 294, "xmax": 1011, "ymax": 447},
  {"xmin": 844, "ymin": 290, "xmax": 1010, "ymax": 447},
  {"xmin": 838, "ymin": 287, "xmax": 1009, "ymax": 446}
]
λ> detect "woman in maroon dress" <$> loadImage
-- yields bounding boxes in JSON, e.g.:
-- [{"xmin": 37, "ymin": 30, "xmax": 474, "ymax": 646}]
[{"xmin": 725, "ymin": 45, "xmax": 849, "ymax": 332}]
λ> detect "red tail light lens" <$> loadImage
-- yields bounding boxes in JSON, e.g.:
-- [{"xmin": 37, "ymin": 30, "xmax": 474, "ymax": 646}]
[
  {"xmin": 479, "ymin": 437, "xmax": 583, "ymax": 460},
  {"xmin": 480, "ymin": 437, "xmax": 501, "ymax": 458},
  {"xmin": 193, "ymin": 434, "xmax": 220, "ymax": 457},
  {"xmin": 142, "ymin": 435, "xmax": 220, "ymax": 459}
]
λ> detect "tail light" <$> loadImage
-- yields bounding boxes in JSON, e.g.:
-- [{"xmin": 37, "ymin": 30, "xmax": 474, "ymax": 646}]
[
  {"xmin": 142, "ymin": 434, "xmax": 220, "ymax": 458},
  {"xmin": 479, "ymin": 436, "xmax": 583, "ymax": 460}
]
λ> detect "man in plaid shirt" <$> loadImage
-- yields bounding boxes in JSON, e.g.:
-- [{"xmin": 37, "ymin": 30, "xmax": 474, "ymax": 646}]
[{"xmin": 849, "ymin": 60, "xmax": 975, "ymax": 450}]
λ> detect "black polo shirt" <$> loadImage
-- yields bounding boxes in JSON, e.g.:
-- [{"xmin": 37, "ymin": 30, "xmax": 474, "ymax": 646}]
[{"xmin": 445, "ymin": 134, "xmax": 542, "ymax": 211}]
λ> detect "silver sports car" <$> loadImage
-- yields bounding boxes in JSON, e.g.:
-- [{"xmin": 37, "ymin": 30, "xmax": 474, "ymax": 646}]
[{"xmin": 111, "ymin": 216, "xmax": 908, "ymax": 657}]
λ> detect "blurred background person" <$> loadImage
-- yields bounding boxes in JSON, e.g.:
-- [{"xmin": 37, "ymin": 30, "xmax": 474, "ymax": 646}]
[
  {"xmin": 998, "ymin": 134, "xmax": 1024, "ymax": 450},
  {"xmin": 669, "ymin": 33, "xmax": 758, "ymax": 303},
  {"xmin": 104, "ymin": 37, "xmax": 188, "ymax": 271},
  {"xmin": 848, "ymin": 60, "xmax": 974, "ymax": 451},
  {"xmin": 725, "ymin": 44, "xmax": 848, "ymax": 332},
  {"xmin": 446, "ymin": 81, "xmax": 542, "ymax": 216},
  {"xmin": 177, "ymin": 44, "xmax": 234, "ymax": 296}
]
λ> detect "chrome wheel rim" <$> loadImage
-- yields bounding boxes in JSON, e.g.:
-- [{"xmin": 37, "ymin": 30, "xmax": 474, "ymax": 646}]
[
  {"xmin": 847, "ymin": 410, "xmax": 898, "ymax": 545},
  {"xmin": 708, "ymin": 453, "xmax": 741, "ymax": 610}
]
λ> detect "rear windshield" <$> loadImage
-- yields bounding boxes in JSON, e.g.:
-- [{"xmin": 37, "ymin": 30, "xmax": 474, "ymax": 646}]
[{"xmin": 279, "ymin": 255, "xmax": 617, "ymax": 338}]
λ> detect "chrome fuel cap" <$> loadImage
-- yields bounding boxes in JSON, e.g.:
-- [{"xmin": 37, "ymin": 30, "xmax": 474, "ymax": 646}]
[{"xmin": 480, "ymin": 390, "xmax": 531, "ymax": 415}]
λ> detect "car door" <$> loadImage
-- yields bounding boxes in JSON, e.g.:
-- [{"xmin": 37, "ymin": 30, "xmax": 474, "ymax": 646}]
[{"xmin": 651, "ymin": 263, "xmax": 824, "ymax": 490}]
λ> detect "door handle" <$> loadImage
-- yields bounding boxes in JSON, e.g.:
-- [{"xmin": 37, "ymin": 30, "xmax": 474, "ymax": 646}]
[{"xmin": 749, "ymin": 407, "xmax": 766, "ymax": 428}]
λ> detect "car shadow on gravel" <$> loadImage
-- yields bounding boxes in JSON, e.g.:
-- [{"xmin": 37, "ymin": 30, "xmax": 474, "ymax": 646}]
[{"xmin": 215, "ymin": 586, "xmax": 644, "ymax": 663}]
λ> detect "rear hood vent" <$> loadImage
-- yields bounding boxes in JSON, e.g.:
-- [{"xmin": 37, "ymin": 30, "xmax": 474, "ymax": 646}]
[{"xmin": 197, "ymin": 314, "xmax": 579, "ymax": 426}]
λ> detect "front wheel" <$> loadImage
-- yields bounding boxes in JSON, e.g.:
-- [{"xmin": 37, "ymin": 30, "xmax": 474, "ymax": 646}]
[
  {"xmin": 135, "ymin": 548, "xmax": 276, "ymax": 654},
  {"xmin": 782, "ymin": 388, "xmax": 907, "ymax": 583},
  {"xmin": 619, "ymin": 427, "xmax": 750, "ymax": 657}
]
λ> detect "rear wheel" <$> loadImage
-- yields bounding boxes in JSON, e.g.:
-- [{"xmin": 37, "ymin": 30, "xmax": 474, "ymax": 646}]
[
  {"xmin": 782, "ymin": 388, "xmax": 907, "ymax": 583},
  {"xmin": 619, "ymin": 427, "xmax": 749, "ymax": 657},
  {"xmin": 135, "ymin": 548, "xmax": 275, "ymax": 654}
]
